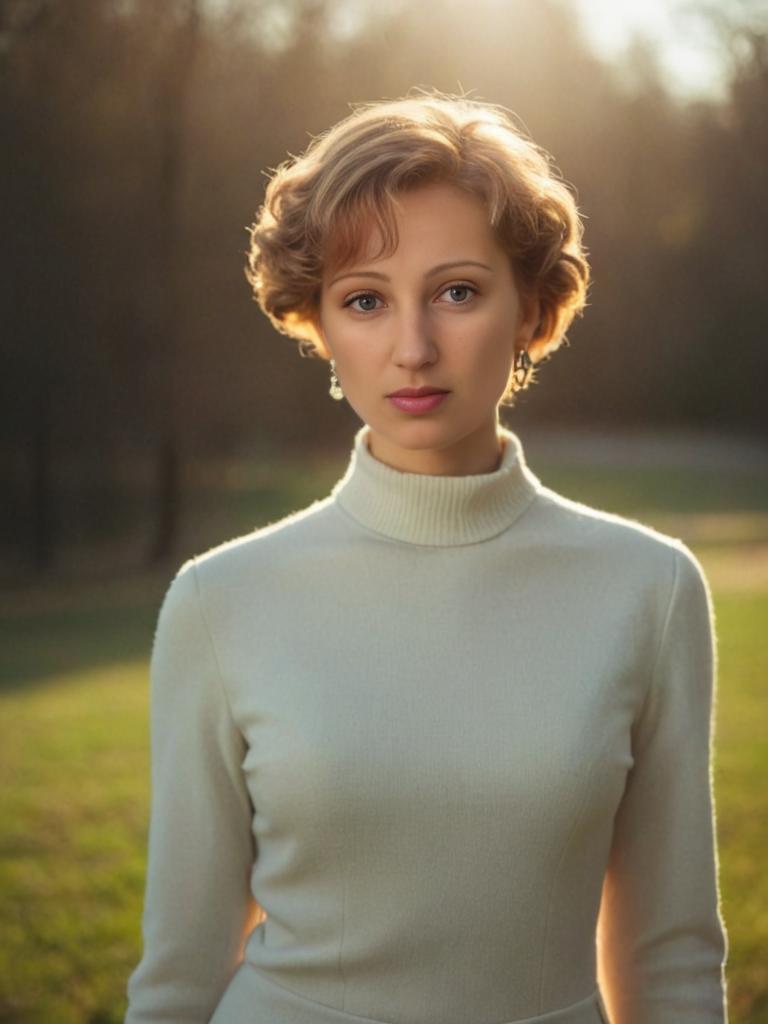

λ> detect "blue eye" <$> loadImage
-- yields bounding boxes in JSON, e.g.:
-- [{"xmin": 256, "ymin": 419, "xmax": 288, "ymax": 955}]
[
  {"xmin": 342, "ymin": 282, "xmax": 478, "ymax": 313},
  {"xmin": 344, "ymin": 293, "xmax": 381, "ymax": 313},
  {"xmin": 439, "ymin": 283, "xmax": 477, "ymax": 304}
]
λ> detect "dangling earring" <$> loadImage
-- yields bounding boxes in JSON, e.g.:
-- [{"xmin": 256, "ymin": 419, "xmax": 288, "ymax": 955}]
[
  {"xmin": 511, "ymin": 347, "xmax": 533, "ymax": 390},
  {"xmin": 329, "ymin": 359, "xmax": 344, "ymax": 401}
]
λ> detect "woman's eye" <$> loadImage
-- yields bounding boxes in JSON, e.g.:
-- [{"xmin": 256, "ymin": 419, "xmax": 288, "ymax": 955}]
[
  {"xmin": 344, "ymin": 293, "xmax": 381, "ymax": 313},
  {"xmin": 438, "ymin": 283, "xmax": 477, "ymax": 304},
  {"xmin": 343, "ymin": 283, "xmax": 477, "ymax": 313}
]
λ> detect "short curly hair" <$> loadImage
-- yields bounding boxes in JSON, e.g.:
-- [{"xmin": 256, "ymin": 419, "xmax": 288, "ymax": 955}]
[{"xmin": 245, "ymin": 88, "xmax": 590, "ymax": 399}]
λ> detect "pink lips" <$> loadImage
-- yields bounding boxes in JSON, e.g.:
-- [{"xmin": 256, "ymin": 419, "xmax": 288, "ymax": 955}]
[{"xmin": 387, "ymin": 392, "xmax": 449, "ymax": 414}]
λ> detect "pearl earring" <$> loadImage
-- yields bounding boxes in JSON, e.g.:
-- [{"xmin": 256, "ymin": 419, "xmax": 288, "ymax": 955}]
[{"xmin": 329, "ymin": 359, "xmax": 344, "ymax": 401}]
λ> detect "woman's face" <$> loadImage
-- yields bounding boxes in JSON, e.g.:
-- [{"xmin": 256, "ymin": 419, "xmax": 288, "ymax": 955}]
[{"xmin": 318, "ymin": 181, "xmax": 539, "ymax": 475}]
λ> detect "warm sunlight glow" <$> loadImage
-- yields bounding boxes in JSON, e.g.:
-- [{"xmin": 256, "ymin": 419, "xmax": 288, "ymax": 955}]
[{"xmin": 572, "ymin": 0, "xmax": 728, "ymax": 100}]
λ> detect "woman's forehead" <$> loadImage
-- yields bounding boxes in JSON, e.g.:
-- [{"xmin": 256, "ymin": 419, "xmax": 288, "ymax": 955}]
[{"xmin": 323, "ymin": 187, "xmax": 496, "ymax": 280}]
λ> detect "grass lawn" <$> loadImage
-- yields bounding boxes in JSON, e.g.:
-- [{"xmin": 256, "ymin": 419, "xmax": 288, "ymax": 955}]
[{"xmin": 1, "ymin": 450, "xmax": 766, "ymax": 1023}]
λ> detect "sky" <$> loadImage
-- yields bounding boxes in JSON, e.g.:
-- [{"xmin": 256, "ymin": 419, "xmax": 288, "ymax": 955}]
[{"xmin": 571, "ymin": 0, "xmax": 734, "ymax": 101}]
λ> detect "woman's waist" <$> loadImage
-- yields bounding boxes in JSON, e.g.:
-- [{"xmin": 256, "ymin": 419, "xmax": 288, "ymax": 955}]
[{"xmin": 211, "ymin": 959, "xmax": 609, "ymax": 1024}]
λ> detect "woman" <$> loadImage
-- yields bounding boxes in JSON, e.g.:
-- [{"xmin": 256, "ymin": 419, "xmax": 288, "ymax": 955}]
[{"xmin": 125, "ymin": 90, "xmax": 729, "ymax": 1023}]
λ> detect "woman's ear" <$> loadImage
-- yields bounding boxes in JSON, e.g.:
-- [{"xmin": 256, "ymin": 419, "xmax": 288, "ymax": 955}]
[
  {"xmin": 519, "ymin": 291, "xmax": 542, "ymax": 345},
  {"xmin": 307, "ymin": 310, "xmax": 332, "ymax": 360}
]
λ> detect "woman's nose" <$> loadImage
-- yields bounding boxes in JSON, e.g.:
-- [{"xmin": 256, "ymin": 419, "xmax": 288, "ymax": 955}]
[{"xmin": 391, "ymin": 309, "xmax": 438, "ymax": 368}]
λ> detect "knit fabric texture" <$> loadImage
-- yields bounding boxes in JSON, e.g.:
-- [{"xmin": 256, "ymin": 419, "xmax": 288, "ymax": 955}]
[{"xmin": 125, "ymin": 423, "xmax": 729, "ymax": 1024}]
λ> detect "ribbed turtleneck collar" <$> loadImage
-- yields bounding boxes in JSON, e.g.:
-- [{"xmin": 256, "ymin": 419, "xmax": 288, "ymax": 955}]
[{"xmin": 331, "ymin": 424, "xmax": 542, "ymax": 546}]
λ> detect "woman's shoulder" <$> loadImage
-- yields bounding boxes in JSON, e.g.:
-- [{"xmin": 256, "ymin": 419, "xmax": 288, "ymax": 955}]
[
  {"xmin": 183, "ymin": 492, "xmax": 341, "ymax": 591},
  {"xmin": 530, "ymin": 482, "xmax": 705, "ymax": 585}
]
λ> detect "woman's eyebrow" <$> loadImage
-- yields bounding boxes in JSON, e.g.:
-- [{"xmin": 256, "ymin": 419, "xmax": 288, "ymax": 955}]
[{"xmin": 329, "ymin": 260, "xmax": 494, "ymax": 287}]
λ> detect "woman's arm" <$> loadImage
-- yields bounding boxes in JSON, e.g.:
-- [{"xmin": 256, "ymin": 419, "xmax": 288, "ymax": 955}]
[
  {"xmin": 597, "ymin": 544, "xmax": 729, "ymax": 1023},
  {"xmin": 125, "ymin": 557, "xmax": 261, "ymax": 1023}
]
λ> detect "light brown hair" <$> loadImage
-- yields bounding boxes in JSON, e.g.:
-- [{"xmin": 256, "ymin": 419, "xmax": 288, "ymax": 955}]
[{"xmin": 245, "ymin": 88, "xmax": 590, "ymax": 400}]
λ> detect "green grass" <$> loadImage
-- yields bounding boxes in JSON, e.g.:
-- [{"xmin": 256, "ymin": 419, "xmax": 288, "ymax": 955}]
[
  {"xmin": 0, "ymin": 663, "xmax": 149, "ymax": 1023},
  {"xmin": 1, "ymin": 456, "xmax": 766, "ymax": 1022},
  {"xmin": 712, "ymin": 591, "xmax": 768, "ymax": 1023}
]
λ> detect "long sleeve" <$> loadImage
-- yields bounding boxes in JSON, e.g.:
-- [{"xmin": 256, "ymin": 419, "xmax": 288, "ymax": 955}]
[
  {"xmin": 125, "ymin": 557, "xmax": 261, "ymax": 1023},
  {"xmin": 597, "ymin": 544, "xmax": 729, "ymax": 1023}
]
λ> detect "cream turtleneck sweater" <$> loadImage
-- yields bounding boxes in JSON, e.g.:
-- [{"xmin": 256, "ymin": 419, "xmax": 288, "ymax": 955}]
[{"xmin": 125, "ymin": 423, "xmax": 729, "ymax": 1024}]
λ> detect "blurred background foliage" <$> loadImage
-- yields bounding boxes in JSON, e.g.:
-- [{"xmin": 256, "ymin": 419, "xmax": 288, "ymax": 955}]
[{"xmin": 1, "ymin": 0, "xmax": 767, "ymax": 575}]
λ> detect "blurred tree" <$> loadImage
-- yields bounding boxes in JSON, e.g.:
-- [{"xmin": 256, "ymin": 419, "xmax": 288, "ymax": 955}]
[
  {"xmin": 661, "ymin": 0, "xmax": 768, "ymax": 432},
  {"xmin": 1, "ymin": 0, "xmax": 88, "ymax": 570},
  {"xmin": 2, "ymin": 0, "xmax": 765, "ymax": 579},
  {"xmin": 145, "ymin": 0, "xmax": 201, "ymax": 565}
]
